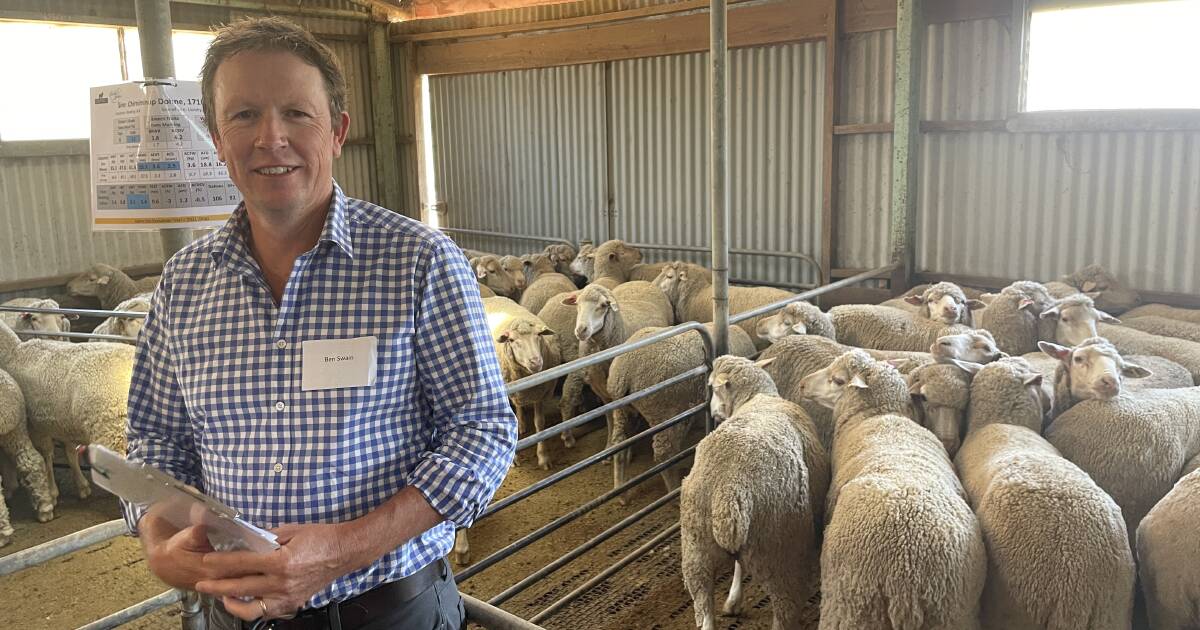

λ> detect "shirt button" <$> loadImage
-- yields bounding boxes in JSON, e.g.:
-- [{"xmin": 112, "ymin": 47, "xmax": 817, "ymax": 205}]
[
  {"xmin": 276, "ymin": 339, "xmax": 287, "ymax": 349},
  {"xmin": 272, "ymin": 463, "xmax": 284, "ymax": 473},
  {"xmin": 275, "ymin": 401, "xmax": 286, "ymax": 411}
]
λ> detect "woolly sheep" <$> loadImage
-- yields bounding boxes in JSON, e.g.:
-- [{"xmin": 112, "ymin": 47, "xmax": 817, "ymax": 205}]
[
  {"xmin": 974, "ymin": 281, "xmax": 1058, "ymax": 356},
  {"xmin": 906, "ymin": 362, "xmax": 974, "ymax": 456},
  {"xmin": 0, "ymin": 320, "xmax": 133, "ymax": 501},
  {"xmin": 90, "ymin": 295, "xmax": 151, "ymax": 343},
  {"xmin": 541, "ymin": 243, "xmax": 578, "ymax": 279},
  {"xmin": 536, "ymin": 294, "xmax": 585, "ymax": 449},
  {"xmin": 950, "ymin": 358, "xmax": 1136, "ymax": 630},
  {"xmin": 828, "ymin": 303, "xmax": 972, "ymax": 353},
  {"xmin": 800, "ymin": 350, "xmax": 985, "ymax": 630},
  {"xmin": 681, "ymin": 356, "xmax": 829, "ymax": 630},
  {"xmin": 1045, "ymin": 264, "xmax": 1140, "ymax": 315},
  {"xmin": 473, "ymin": 255, "xmax": 523, "ymax": 298},
  {"xmin": 1119, "ymin": 315, "xmax": 1200, "ymax": 344},
  {"xmin": 568, "ymin": 243, "xmax": 596, "ymax": 283},
  {"xmin": 1136, "ymin": 467, "xmax": 1200, "ymax": 630},
  {"xmin": 1123, "ymin": 303, "xmax": 1200, "ymax": 325},
  {"xmin": 67, "ymin": 264, "xmax": 158, "ymax": 310},
  {"xmin": 518, "ymin": 254, "xmax": 578, "ymax": 317},
  {"xmin": 654, "ymin": 261, "xmax": 794, "ymax": 350},
  {"xmin": 606, "ymin": 324, "xmax": 755, "ymax": 495},
  {"xmin": 753, "ymin": 301, "xmax": 835, "ymax": 344},
  {"xmin": 0, "ymin": 368, "xmax": 55, "ymax": 546},
  {"xmin": 930, "ymin": 329, "xmax": 1008, "ymax": 365},
  {"xmin": 591, "ymin": 240, "xmax": 682, "ymax": 286},
  {"xmin": 0, "ymin": 298, "xmax": 72, "ymax": 342},
  {"xmin": 894, "ymin": 282, "xmax": 986, "ymax": 326}
]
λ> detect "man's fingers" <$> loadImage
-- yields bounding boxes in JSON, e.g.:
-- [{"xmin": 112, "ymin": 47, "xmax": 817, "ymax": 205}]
[
  {"xmin": 194, "ymin": 574, "xmax": 275, "ymax": 599},
  {"xmin": 220, "ymin": 595, "xmax": 269, "ymax": 622},
  {"xmin": 174, "ymin": 524, "xmax": 212, "ymax": 552},
  {"xmin": 201, "ymin": 548, "xmax": 278, "ymax": 576}
]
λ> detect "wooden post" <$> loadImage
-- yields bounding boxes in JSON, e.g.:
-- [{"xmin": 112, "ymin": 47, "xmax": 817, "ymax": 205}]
[
  {"xmin": 368, "ymin": 22, "xmax": 402, "ymax": 212},
  {"xmin": 408, "ymin": 42, "xmax": 433, "ymax": 223},
  {"xmin": 889, "ymin": 0, "xmax": 922, "ymax": 294},
  {"xmin": 820, "ymin": 0, "xmax": 839, "ymax": 292}
]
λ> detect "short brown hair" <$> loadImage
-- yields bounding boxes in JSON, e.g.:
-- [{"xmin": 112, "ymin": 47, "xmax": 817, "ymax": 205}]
[{"xmin": 200, "ymin": 16, "xmax": 347, "ymax": 137}]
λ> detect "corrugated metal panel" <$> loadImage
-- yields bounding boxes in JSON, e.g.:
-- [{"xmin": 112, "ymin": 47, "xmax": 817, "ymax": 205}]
[
  {"xmin": 394, "ymin": 0, "xmax": 681, "ymax": 35},
  {"xmin": 392, "ymin": 44, "xmax": 421, "ymax": 216},
  {"xmin": 610, "ymin": 42, "xmax": 825, "ymax": 287},
  {"xmin": 924, "ymin": 19, "xmax": 1011, "ymax": 121},
  {"xmin": 429, "ymin": 64, "xmax": 607, "ymax": 254},
  {"xmin": 839, "ymin": 29, "xmax": 893, "ymax": 125},
  {"xmin": 5, "ymin": 0, "xmax": 369, "ymax": 34},
  {"xmin": 835, "ymin": 133, "xmax": 892, "ymax": 270},
  {"xmin": 334, "ymin": 144, "xmax": 377, "ymax": 202},
  {"xmin": 0, "ymin": 156, "xmax": 163, "ymax": 284},
  {"xmin": 323, "ymin": 39, "xmax": 373, "ymax": 141}
]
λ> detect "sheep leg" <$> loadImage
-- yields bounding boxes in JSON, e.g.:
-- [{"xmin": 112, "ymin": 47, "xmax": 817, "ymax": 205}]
[
  {"xmin": 0, "ymin": 455, "xmax": 16, "ymax": 500},
  {"xmin": 0, "ymin": 433, "xmax": 55, "ymax": 521},
  {"xmin": 32, "ymin": 433, "xmax": 58, "ymax": 502},
  {"xmin": 65, "ymin": 442, "xmax": 91, "ymax": 500},
  {"xmin": 511, "ymin": 405, "xmax": 527, "ymax": 468},
  {"xmin": 453, "ymin": 528, "xmax": 471, "ymax": 566},
  {"xmin": 652, "ymin": 422, "xmax": 690, "ymax": 494},
  {"xmin": 611, "ymin": 408, "xmax": 633, "ymax": 504},
  {"xmin": 0, "ymin": 482, "xmax": 11, "ymax": 548},
  {"xmin": 558, "ymin": 371, "xmax": 584, "ymax": 449},
  {"xmin": 533, "ymin": 402, "xmax": 551, "ymax": 471},
  {"xmin": 722, "ymin": 560, "xmax": 745, "ymax": 616},
  {"xmin": 680, "ymin": 519, "xmax": 723, "ymax": 630},
  {"xmin": 746, "ymin": 554, "xmax": 805, "ymax": 630}
]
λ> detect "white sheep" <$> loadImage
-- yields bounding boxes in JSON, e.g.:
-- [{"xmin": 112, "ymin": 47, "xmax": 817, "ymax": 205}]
[
  {"xmin": 1045, "ymin": 263, "xmax": 1140, "ymax": 315},
  {"xmin": 929, "ymin": 329, "xmax": 1009, "ymax": 365},
  {"xmin": 1119, "ymin": 315, "xmax": 1200, "ymax": 344},
  {"xmin": 1136, "ymin": 467, "xmax": 1200, "ymax": 630},
  {"xmin": 518, "ymin": 254, "xmax": 578, "ymax": 317},
  {"xmin": 974, "ymin": 281, "xmax": 1058, "ymax": 356},
  {"xmin": 473, "ymin": 255, "xmax": 523, "ymax": 298},
  {"xmin": 882, "ymin": 282, "xmax": 986, "ymax": 327},
  {"xmin": 1123, "ymin": 303, "xmax": 1200, "ymax": 325},
  {"xmin": 605, "ymin": 324, "xmax": 755, "ymax": 495},
  {"xmin": 590, "ymin": 240, "xmax": 682, "ymax": 287},
  {"xmin": 542, "ymin": 243, "xmax": 585, "ymax": 286},
  {"xmin": 800, "ymin": 349, "xmax": 985, "ymax": 630},
  {"xmin": 946, "ymin": 358, "xmax": 1136, "ymax": 630},
  {"xmin": 89, "ymin": 295, "xmax": 151, "ymax": 343},
  {"xmin": 536, "ymin": 293, "xmax": 586, "ymax": 449},
  {"xmin": 0, "ymin": 320, "xmax": 133, "ymax": 501},
  {"xmin": 67, "ymin": 264, "xmax": 159, "ymax": 310},
  {"xmin": 568, "ymin": 243, "xmax": 596, "ymax": 283},
  {"xmin": 654, "ymin": 261, "xmax": 794, "ymax": 350},
  {"xmin": 905, "ymin": 362, "xmax": 975, "ymax": 456},
  {"xmin": 828, "ymin": 303, "xmax": 972, "ymax": 353},
  {"xmin": 0, "ymin": 298, "xmax": 72, "ymax": 342},
  {"xmin": 681, "ymin": 356, "xmax": 828, "ymax": 630},
  {"xmin": 0, "ymin": 368, "xmax": 56, "ymax": 546},
  {"xmin": 753, "ymin": 301, "xmax": 835, "ymax": 345},
  {"xmin": 1043, "ymin": 339, "xmax": 1200, "ymax": 539}
]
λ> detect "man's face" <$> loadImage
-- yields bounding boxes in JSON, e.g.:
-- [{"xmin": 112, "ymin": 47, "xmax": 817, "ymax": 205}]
[{"xmin": 211, "ymin": 50, "xmax": 349, "ymax": 219}]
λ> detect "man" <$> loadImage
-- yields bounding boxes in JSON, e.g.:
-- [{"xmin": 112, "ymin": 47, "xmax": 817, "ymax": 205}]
[{"xmin": 121, "ymin": 17, "xmax": 516, "ymax": 630}]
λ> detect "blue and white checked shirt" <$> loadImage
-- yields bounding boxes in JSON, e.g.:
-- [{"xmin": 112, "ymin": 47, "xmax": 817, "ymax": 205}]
[{"xmin": 121, "ymin": 181, "xmax": 516, "ymax": 608}]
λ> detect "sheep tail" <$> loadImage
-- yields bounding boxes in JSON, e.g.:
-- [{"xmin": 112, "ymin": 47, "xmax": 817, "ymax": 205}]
[{"xmin": 710, "ymin": 482, "xmax": 751, "ymax": 554}]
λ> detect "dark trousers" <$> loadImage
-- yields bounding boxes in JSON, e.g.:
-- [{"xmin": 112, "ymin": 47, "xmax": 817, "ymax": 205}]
[{"xmin": 204, "ymin": 559, "xmax": 466, "ymax": 630}]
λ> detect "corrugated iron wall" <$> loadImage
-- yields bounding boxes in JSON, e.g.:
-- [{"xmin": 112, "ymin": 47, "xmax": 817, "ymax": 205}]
[
  {"xmin": 393, "ymin": 0, "xmax": 684, "ymax": 35},
  {"xmin": 428, "ymin": 64, "xmax": 608, "ymax": 255},
  {"xmin": 0, "ymin": 2, "xmax": 376, "ymax": 288}
]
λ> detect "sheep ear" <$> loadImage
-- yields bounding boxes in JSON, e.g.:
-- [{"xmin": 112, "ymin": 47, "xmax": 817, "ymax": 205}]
[
  {"xmin": 1019, "ymin": 297, "xmax": 1037, "ymax": 312},
  {"xmin": 561, "ymin": 293, "xmax": 578, "ymax": 306},
  {"xmin": 97, "ymin": 275, "xmax": 111, "ymax": 285},
  {"xmin": 997, "ymin": 351, "xmax": 1010, "ymax": 359},
  {"xmin": 1039, "ymin": 306, "xmax": 1060, "ymax": 320},
  {"xmin": 608, "ymin": 252, "xmax": 618, "ymax": 261},
  {"xmin": 979, "ymin": 293, "xmax": 998, "ymax": 305},
  {"xmin": 538, "ymin": 327, "xmax": 555, "ymax": 337},
  {"xmin": 1038, "ymin": 341, "xmax": 1071, "ymax": 362},
  {"xmin": 907, "ymin": 379, "xmax": 924, "ymax": 395},
  {"xmin": 1122, "ymin": 363, "xmax": 1152, "ymax": 379},
  {"xmin": 966, "ymin": 299, "xmax": 987, "ymax": 311},
  {"xmin": 607, "ymin": 299, "xmax": 620, "ymax": 312},
  {"xmin": 790, "ymin": 322, "xmax": 807, "ymax": 334},
  {"xmin": 498, "ymin": 332, "xmax": 512, "ymax": 343},
  {"xmin": 1099, "ymin": 311, "xmax": 1121, "ymax": 324},
  {"xmin": 1082, "ymin": 281, "xmax": 1098, "ymax": 293},
  {"xmin": 885, "ymin": 358, "xmax": 910, "ymax": 370},
  {"xmin": 1084, "ymin": 291, "xmax": 1102, "ymax": 299},
  {"xmin": 849, "ymin": 373, "xmax": 869, "ymax": 389},
  {"xmin": 754, "ymin": 357, "xmax": 777, "ymax": 370},
  {"xmin": 1023, "ymin": 373, "xmax": 1043, "ymax": 387},
  {"xmin": 947, "ymin": 359, "xmax": 984, "ymax": 375},
  {"xmin": 904, "ymin": 295, "xmax": 925, "ymax": 306},
  {"xmin": 476, "ymin": 268, "xmax": 487, "ymax": 280}
]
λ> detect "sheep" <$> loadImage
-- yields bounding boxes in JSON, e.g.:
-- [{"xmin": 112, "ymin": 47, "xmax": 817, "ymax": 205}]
[
  {"xmin": 66, "ymin": 264, "xmax": 158, "ymax": 310},
  {"xmin": 948, "ymin": 358, "xmax": 1136, "ymax": 630},
  {"xmin": 1136, "ymin": 467, "xmax": 1200, "ymax": 630},
  {"xmin": 89, "ymin": 295, "xmax": 151, "ymax": 343},
  {"xmin": 0, "ymin": 368, "xmax": 56, "ymax": 546},
  {"xmin": 654, "ymin": 261, "xmax": 794, "ymax": 350},
  {"xmin": 1043, "ymin": 340, "xmax": 1200, "ymax": 539},
  {"xmin": 541, "ymin": 243, "xmax": 578, "ymax": 278},
  {"xmin": 1123, "ymin": 303, "xmax": 1200, "ymax": 325},
  {"xmin": 590, "ymin": 240, "xmax": 645, "ymax": 288},
  {"xmin": 0, "ymin": 320, "xmax": 134, "ymax": 501},
  {"xmin": 681, "ymin": 356, "xmax": 828, "ymax": 630},
  {"xmin": 1045, "ymin": 263, "xmax": 1140, "ymax": 315},
  {"xmin": 0, "ymin": 298, "xmax": 72, "ymax": 342},
  {"xmin": 606, "ymin": 324, "xmax": 755, "ymax": 495},
  {"xmin": 753, "ymin": 301, "xmax": 835, "ymax": 345},
  {"xmin": 827, "ymin": 303, "xmax": 972, "ymax": 353},
  {"xmin": 1119, "ymin": 315, "xmax": 1200, "ymax": 344},
  {"xmin": 905, "ymin": 362, "xmax": 974, "ymax": 456},
  {"xmin": 473, "ymin": 255, "xmax": 523, "ymax": 298},
  {"xmin": 881, "ymin": 282, "xmax": 986, "ymax": 327},
  {"xmin": 929, "ymin": 329, "xmax": 1009, "ymax": 365},
  {"xmin": 800, "ymin": 349, "xmax": 985, "ymax": 630},
  {"xmin": 568, "ymin": 243, "xmax": 596, "ymax": 283},
  {"xmin": 974, "ymin": 281, "xmax": 1058, "ymax": 356},
  {"xmin": 536, "ymin": 294, "xmax": 586, "ymax": 449},
  {"xmin": 518, "ymin": 254, "xmax": 578, "ymax": 316}
]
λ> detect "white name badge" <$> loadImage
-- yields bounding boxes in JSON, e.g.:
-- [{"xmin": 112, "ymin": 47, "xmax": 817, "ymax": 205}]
[{"xmin": 301, "ymin": 336, "xmax": 378, "ymax": 391}]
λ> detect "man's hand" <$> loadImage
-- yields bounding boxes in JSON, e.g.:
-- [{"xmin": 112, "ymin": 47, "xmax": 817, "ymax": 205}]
[
  {"xmin": 138, "ymin": 511, "xmax": 217, "ymax": 591},
  {"xmin": 194, "ymin": 522, "xmax": 351, "ymax": 621}
]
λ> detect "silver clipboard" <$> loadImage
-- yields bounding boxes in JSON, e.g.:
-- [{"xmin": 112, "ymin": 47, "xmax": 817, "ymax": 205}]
[{"xmin": 86, "ymin": 444, "xmax": 280, "ymax": 553}]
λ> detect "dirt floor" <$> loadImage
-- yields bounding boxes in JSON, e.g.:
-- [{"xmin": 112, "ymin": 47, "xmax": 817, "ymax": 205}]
[{"xmin": 1, "ymin": 418, "xmax": 787, "ymax": 630}]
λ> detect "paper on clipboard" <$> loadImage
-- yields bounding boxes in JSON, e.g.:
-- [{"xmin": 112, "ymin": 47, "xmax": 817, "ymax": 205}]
[{"xmin": 86, "ymin": 444, "xmax": 279, "ymax": 553}]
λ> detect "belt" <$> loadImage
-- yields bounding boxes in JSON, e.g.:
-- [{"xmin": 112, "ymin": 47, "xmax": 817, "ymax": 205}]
[{"xmin": 253, "ymin": 558, "xmax": 447, "ymax": 630}]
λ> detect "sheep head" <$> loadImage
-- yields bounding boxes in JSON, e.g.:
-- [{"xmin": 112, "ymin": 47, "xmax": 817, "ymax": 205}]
[
  {"xmin": 931, "ymin": 329, "xmax": 1007, "ymax": 364},
  {"xmin": 1039, "ymin": 293, "xmax": 1120, "ymax": 346},
  {"xmin": 497, "ymin": 319, "xmax": 555, "ymax": 374},
  {"xmin": 1039, "ymin": 337, "xmax": 1150, "ymax": 402}
]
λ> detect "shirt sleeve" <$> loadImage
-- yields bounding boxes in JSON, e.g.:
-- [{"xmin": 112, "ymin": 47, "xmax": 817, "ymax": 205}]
[
  {"xmin": 405, "ymin": 239, "xmax": 517, "ymax": 528},
  {"xmin": 120, "ymin": 267, "xmax": 203, "ymax": 535}
]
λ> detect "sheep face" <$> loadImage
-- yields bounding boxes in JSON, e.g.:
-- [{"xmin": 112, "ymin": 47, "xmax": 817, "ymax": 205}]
[
  {"xmin": 799, "ymin": 362, "xmax": 867, "ymax": 409},
  {"xmin": 708, "ymin": 372, "xmax": 735, "ymax": 420},
  {"xmin": 906, "ymin": 283, "xmax": 983, "ymax": 325},
  {"xmin": 67, "ymin": 266, "xmax": 115, "ymax": 297},
  {"xmin": 569, "ymin": 286, "xmax": 616, "ymax": 343},
  {"xmin": 755, "ymin": 303, "xmax": 810, "ymax": 343},
  {"xmin": 931, "ymin": 330, "xmax": 1007, "ymax": 364},
  {"xmin": 543, "ymin": 244, "xmax": 577, "ymax": 276},
  {"xmin": 653, "ymin": 263, "xmax": 691, "ymax": 303},
  {"xmin": 16, "ymin": 310, "xmax": 70, "ymax": 338},
  {"xmin": 1040, "ymin": 298, "xmax": 1120, "ymax": 346},
  {"xmin": 1039, "ymin": 339, "xmax": 1151, "ymax": 401},
  {"xmin": 498, "ymin": 256, "xmax": 528, "ymax": 291},
  {"xmin": 475, "ymin": 256, "xmax": 520, "ymax": 298},
  {"xmin": 569, "ymin": 245, "xmax": 595, "ymax": 280},
  {"xmin": 498, "ymin": 321, "xmax": 555, "ymax": 374}
]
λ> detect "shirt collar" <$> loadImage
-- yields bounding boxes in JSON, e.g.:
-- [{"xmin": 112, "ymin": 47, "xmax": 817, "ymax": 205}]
[{"xmin": 209, "ymin": 180, "xmax": 355, "ymax": 269}]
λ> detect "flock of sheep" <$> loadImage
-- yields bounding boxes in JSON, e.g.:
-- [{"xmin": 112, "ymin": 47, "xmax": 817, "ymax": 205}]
[{"xmin": 466, "ymin": 240, "xmax": 1200, "ymax": 630}]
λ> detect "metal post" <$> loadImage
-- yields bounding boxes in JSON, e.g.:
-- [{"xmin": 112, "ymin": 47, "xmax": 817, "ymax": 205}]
[
  {"xmin": 135, "ymin": 0, "xmax": 194, "ymax": 259},
  {"xmin": 179, "ymin": 589, "xmax": 205, "ymax": 630},
  {"xmin": 709, "ymin": 0, "xmax": 731, "ymax": 357},
  {"xmin": 890, "ymin": 0, "xmax": 922, "ymax": 294},
  {"xmin": 369, "ymin": 22, "xmax": 403, "ymax": 212}
]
